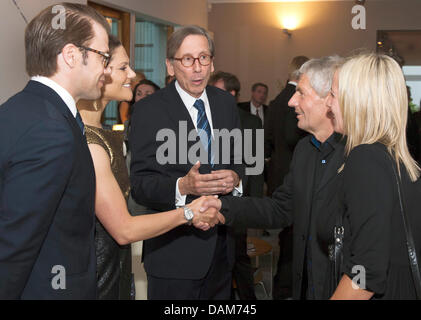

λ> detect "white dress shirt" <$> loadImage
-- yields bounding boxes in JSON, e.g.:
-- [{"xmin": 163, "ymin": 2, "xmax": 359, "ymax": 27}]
[
  {"xmin": 31, "ymin": 76, "xmax": 77, "ymax": 117},
  {"xmin": 174, "ymin": 81, "xmax": 242, "ymax": 207},
  {"xmin": 250, "ymin": 101, "xmax": 264, "ymax": 125}
]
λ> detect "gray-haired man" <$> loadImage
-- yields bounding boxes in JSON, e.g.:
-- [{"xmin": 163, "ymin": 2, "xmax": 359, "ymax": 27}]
[
  {"xmin": 129, "ymin": 25, "xmax": 244, "ymax": 299},
  {"xmin": 201, "ymin": 56, "xmax": 345, "ymax": 300}
]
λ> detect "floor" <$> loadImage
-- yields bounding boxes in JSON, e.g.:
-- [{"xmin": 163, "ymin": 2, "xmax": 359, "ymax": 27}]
[
  {"xmin": 132, "ymin": 228, "xmax": 285, "ymax": 300},
  {"xmin": 245, "ymin": 228, "xmax": 284, "ymax": 300}
]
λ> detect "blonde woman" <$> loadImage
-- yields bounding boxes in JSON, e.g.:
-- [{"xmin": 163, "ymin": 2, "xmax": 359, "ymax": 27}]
[
  {"xmin": 326, "ymin": 53, "xmax": 421, "ymax": 299},
  {"xmin": 78, "ymin": 35, "xmax": 218, "ymax": 299}
]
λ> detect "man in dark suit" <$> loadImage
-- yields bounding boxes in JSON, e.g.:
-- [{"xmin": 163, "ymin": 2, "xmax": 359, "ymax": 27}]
[
  {"xmin": 238, "ymin": 83, "xmax": 269, "ymax": 126},
  {"xmin": 209, "ymin": 71, "xmax": 264, "ymax": 299},
  {"xmin": 0, "ymin": 4, "xmax": 111, "ymax": 299},
  {"xmin": 129, "ymin": 26, "xmax": 245, "ymax": 299},
  {"xmin": 265, "ymin": 56, "xmax": 309, "ymax": 299},
  {"xmin": 265, "ymin": 56, "xmax": 309, "ymax": 196},
  {"xmin": 200, "ymin": 56, "xmax": 346, "ymax": 300}
]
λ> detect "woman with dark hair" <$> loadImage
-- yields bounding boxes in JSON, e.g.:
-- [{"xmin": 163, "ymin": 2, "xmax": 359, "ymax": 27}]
[
  {"xmin": 118, "ymin": 71, "xmax": 145, "ymax": 123},
  {"xmin": 129, "ymin": 79, "xmax": 160, "ymax": 117},
  {"xmin": 77, "ymin": 35, "xmax": 217, "ymax": 299}
]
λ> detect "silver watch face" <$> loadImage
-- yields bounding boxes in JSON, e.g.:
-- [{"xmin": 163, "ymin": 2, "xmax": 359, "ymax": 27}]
[{"xmin": 184, "ymin": 206, "xmax": 194, "ymax": 222}]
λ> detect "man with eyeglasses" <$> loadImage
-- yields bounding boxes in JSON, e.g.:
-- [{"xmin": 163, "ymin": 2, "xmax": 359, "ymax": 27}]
[
  {"xmin": 0, "ymin": 4, "xmax": 110, "ymax": 299},
  {"xmin": 129, "ymin": 25, "xmax": 245, "ymax": 299}
]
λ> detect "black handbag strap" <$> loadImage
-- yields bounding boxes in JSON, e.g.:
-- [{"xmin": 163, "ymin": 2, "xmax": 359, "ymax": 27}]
[{"xmin": 388, "ymin": 154, "xmax": 421, "ymax": 299}]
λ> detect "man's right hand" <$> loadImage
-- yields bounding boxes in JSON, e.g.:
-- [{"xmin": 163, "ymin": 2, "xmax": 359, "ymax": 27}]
[{"xmin": 178, "ymin": 161, "xmax": 229, "ymax": 196}]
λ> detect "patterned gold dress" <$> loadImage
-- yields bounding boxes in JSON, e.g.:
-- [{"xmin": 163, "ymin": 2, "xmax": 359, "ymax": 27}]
[{"xmin": 85, "ymin": 125, "xmax": 133, "ymax": 300}]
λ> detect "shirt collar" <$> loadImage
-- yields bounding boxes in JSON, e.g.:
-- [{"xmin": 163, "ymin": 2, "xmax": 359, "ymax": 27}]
[
  {"xmin": 31, "ymin": 76, "xmax": 77, "ymax": 117},
  {"xmin": 250, "ymin": 101, "xmax": 260, "ymax": 111},
  {"xmin": 310, "ymin": 132, "xmax": 342, "ymax": 151},
  {"xmin": 288, "ymin": 81, "xmax": 298, "ymax": 86},
  {"xmin": 175, "ymin": 80, "xmax": 209, "ymax": 111}
]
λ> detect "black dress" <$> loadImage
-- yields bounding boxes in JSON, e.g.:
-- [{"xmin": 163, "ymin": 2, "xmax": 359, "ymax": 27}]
[
  {"xmin": 86, "ymin": 125, "xmax": 133, "ymax": 300},
  {"xmin": 317, "ymin": 143, "xmax": 421, "ymax": 299}
]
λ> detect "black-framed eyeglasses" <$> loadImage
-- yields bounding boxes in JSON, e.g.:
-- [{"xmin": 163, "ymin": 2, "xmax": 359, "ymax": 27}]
[
  {"xmin": 172, "ymin": 54, "xmax": 213, "ymax": 67},
  {"xmin": 78, "ymin": 46, "xmax": 111, "ymax": 68}
]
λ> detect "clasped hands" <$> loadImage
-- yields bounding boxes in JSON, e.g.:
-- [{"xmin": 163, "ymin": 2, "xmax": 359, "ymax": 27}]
[
  {"xmin": 180, "ymin": 161, "xmax": 238, "ymax": 231},
  {"xmin": 186, "ymin": 195, "xmax": 225, "ymax": 231}
]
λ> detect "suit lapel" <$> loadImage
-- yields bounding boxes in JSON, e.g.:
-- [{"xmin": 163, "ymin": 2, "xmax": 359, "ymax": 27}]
[
  {"xmin": 206, "ymin": 87, "xmax": 222, "ymax": 131},
  {"xmin": 161, "ymin": 82, "xmax": 196, "ymax": 135}
]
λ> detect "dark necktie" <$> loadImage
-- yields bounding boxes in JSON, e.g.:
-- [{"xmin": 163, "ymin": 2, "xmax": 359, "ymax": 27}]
[
  {"xmin": 256, "ymin": 107, "xmax": 261, "ymax": 120},
  {"xmin": 193, "ymin": 99, "xmax": 214, "ymax": 167},
  {"xmin": 75, "ymin": 111, "xmax": 85, "ymax": 135}
]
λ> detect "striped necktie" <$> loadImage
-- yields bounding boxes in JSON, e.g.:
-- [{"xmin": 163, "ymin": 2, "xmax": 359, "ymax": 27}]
[
  {"xmin": 75, "ymin": 111, "xmax": 85, "ymax": 135},
  {"xmin": 193, "ymin": 99, "xmax": 214, "ymax": 167}
]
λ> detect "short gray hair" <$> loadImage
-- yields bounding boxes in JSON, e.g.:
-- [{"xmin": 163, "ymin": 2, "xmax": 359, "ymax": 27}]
[
  {"xmin": 167, "ymin": 25, "xmax": 215, "ymax": 59},
  {"xmin": 298, "ymin": 55, "xmax": 344, "ymax": 98}
]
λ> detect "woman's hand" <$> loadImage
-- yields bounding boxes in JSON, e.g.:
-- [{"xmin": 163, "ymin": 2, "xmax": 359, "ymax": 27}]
[{"xmin": 187, "ymin": 196, "xmax": 225, "ymax": 231}]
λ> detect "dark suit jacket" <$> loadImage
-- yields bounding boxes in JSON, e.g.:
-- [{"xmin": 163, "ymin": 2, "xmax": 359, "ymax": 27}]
[
  {"xmin": 220, "ymin": 133, "xmax": 345, "ymax": 299},
  {"xmin": 237, "ymin": 108, "xmax": 264, "ymax": 198},
  {"xmin": 265, "ymin": 83, "xmax": 307, "ymax": 195},
  {"xmin": 129, "ymin": 82, "xmax": 244, "ymax": 279},
  {"xmin": 238, "ymin": 101, "xmax": 268, "ymax": 120},
  {"xmin": 0, "ymin": 81, "xmax": 96, "ymax": 299}
]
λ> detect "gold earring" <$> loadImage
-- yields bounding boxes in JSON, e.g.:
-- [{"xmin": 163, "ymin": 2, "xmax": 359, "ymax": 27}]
[{"xmin": 93, "ymin": 100, "xmax": 99, "ymax": 111}]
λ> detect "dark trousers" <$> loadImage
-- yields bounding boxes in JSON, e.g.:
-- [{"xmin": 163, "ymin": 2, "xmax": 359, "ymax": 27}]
[
  {"xmin": 232, "ymin": 228, "xmax": 256, "ymax": 300},
  {"xmin": 273, "ymin": 226, "xmax": 293, "ymax": 300},
  {"xmin": 147, "ymin": 233, "xmax": 232, "ymax": 300}
]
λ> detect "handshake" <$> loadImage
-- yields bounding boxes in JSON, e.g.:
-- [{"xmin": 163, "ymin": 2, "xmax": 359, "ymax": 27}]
[{"xmin": 185, "ymin": 195, "xmax": 226, "ymax": 231}]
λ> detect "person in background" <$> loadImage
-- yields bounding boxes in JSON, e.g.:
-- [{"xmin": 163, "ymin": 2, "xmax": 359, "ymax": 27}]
[
  {"xmin": 130, "ymin": 79, "xmax": 160, "ymax": 116},
  {"xmin": 119, "ymin": 71, "xmax": 145, "ymax": 123},
  {"xmin": 77, "ymin": 35, "xmax": 220, "ymax": 300},
  {"xmin": 238, "ymin": 82, "xmax": 269, "ymax": 126},
  {"xmin": 165, "ymin": 74, "xmax": 176, "ymax": 86},
  {"xmin": 209, "ymin": 71, "xmax": 264, "ymax": 300},
  {"xmin": 124, "ymin": 79, "xmax": 161, "ymax": 174},
  {"xmin": 327, "ymin": 53, "xmax": 421, "ymax": 300},
  {"xmin": 265, "ymin": 55, "xmax": 309, "ymax": 300},
  {"xmin": 405, "ymin": 86, "xmax": 421, "ymax": 163}
]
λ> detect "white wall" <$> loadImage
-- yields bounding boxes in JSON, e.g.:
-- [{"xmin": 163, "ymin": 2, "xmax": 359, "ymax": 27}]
[
  {"xmin": 0, "ymin": 0, "xmax": 86, "ymax": 104},
  {"xmin": 208, "ymin": 0, "xmax": 421, "ymax": 102},
  {"xmin": 0, "ymin": 0, "xmax": 208, "ymax": 104},
  {"xmin": 97, "ymin": 0, "xmax": 208, "ymax": 28}
]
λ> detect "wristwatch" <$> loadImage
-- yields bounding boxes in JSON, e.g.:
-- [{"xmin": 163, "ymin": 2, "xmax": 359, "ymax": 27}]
[{"xmin": 182, "ymin": 206, "xmax": 194, "ymax": 225}]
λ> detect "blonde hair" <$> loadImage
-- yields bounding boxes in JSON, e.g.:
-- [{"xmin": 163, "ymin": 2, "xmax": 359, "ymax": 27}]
[{"xmin": 339, "ymin": 53, "xmax": 420, "ymax": 181}]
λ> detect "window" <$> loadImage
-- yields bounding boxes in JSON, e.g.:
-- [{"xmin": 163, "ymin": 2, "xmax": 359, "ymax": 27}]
[
  {"xmin": 134, "ymin": 20, "xmax": 171, "ymax": 89},
  {"xmin": 403, "ymin": 66, "xmax": 421, "ymax": 112}
]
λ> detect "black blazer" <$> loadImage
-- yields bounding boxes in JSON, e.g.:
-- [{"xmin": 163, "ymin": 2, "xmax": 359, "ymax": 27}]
[
  {"xmin": 265, "ymin": 83, "xmax": 307, "ymax": 195},
  {"xmin": 0, "ymin": 81, "xmax": 96, "ymax": 299},
  {"xmin": 238, "ymin": 101, "xmax": 268, "ymax": 119},
  {"xmin": 237, "ymin": 108, "xmax": 264, "ymax": 198},
  {"xmin": 220, "ymin": 133, "xmax": 345, "ymax": 299},
  {"xmin": 129, "ymin": 82, "xmax": 244, "ymax": 279}
]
